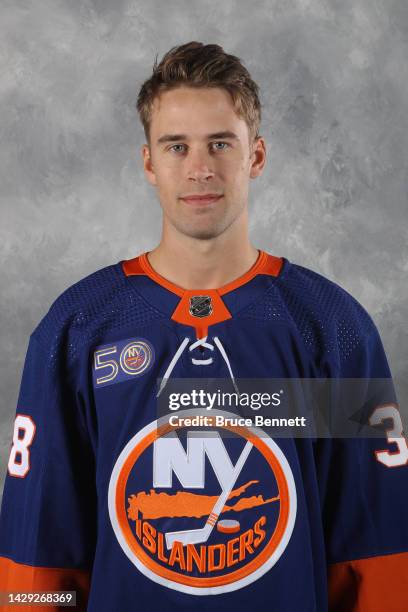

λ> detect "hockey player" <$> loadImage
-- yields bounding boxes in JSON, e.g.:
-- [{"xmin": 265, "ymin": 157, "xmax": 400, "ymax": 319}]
[{"xmin": 1, "ymin": 41, "xmax": 407, "ymax": 611}]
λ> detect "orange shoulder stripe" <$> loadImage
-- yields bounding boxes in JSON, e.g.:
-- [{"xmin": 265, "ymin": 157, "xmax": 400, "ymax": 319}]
[
  {"xmin": 122, "ymin": 255, "xmax": 145, "ymax": 278},
  {"xmin": 328, "ymin": 550, "xmax": 408, "ymax": 611},
  {"xmin": 0, "ymin": 556, "xmax": 90, "ymax": 611}
]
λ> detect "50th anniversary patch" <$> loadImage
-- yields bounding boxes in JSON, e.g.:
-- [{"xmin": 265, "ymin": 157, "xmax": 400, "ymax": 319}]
[
  {"xmin": 108, "ymin": 409, "xmax": 297, "ymax": 595},
  {"xmin": 92, "ymin": 337, "xmax": 155, "ymax": 388}
]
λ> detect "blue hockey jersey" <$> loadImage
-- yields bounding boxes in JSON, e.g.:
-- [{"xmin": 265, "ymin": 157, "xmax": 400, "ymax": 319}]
[{"xmin": 1, "ymin": 250, "xmax": 407, "ymax": 611}]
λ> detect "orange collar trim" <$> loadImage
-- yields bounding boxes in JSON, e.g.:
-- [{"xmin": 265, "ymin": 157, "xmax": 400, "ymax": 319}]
[{"xmin": 122, "ymin": 249, "xmax": 283, "ymax": 297}]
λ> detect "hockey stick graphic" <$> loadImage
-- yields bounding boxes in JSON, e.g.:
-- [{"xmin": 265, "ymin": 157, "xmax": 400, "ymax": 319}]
[{"xmin": 165, "ymin": 440, "xmax": 253, "ymax": 549}]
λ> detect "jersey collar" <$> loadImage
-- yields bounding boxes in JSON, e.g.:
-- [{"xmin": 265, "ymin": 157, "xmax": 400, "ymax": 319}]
[{"xmin": 121, "ymin": 250, "xmax": 285, "ymax": 338}]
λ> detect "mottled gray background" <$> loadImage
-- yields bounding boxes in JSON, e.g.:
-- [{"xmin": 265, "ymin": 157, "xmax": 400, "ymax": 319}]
[{"xmin": 1, "ymin": 0, "xmax": 407, "ymax": 502}]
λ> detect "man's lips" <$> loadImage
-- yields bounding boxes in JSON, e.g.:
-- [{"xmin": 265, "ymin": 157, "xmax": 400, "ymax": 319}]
[{"xmin": 180, "ymin": 195, "xmax": 223, "ymax": 205}]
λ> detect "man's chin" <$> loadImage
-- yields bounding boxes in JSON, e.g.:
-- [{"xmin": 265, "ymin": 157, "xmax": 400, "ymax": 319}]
[
  {"xmin": 171, "ymin": 221, "xmax": 228, "ymax": 241},
  {"xmin": 179, "ymin": 227, "xmax": 224, "ymax": 240},
  {"xmin": 166, "ymin": 209, "xmax": 240, "ymax": 241}
]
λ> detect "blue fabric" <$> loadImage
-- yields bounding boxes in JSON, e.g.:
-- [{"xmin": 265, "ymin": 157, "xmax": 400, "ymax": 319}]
[{"xmin": 0, "ymin": 255, "xmax": 405, "ymax": 612}]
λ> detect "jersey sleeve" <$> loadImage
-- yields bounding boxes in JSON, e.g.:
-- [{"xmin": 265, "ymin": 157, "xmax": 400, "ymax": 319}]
[
  {"xmin": 317, "ymin": 322, "xmax": 408, "ymax": 611},
  {"xmin": 0, "ymin": 331, "xmax": 96, "ymax": 611}
]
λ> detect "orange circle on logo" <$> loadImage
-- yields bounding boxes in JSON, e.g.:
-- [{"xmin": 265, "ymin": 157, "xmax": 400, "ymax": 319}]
[{"xmin": 114, "ymin": 418, "xmax": 292, "ymax": 589}]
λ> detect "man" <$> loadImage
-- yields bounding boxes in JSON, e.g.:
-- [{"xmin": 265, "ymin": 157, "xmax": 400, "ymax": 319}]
[{"xmin": 0, "ymin": 41, "xmax": 407, "ymax": 611}]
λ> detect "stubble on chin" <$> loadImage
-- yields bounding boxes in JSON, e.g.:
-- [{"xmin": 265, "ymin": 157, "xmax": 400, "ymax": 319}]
[
  {"xmin": 162, "ymin": 195, "xmax": 246, "ymax": 241},
  {"xmin": 171, "ymin": 219, "xmax": 226, "ymax": 241},
  {"xmin": 170, "ymin": 210, "xmax": 242, "ymax": 241}
]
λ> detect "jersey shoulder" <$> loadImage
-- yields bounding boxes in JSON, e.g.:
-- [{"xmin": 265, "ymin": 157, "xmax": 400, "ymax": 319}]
[
  {"xmin": 280, "ymin": 259, "xmax": 375, "ymax": 331},
  {"xmin": 247, "ymin": 257, "xmax": 379, "ymax": 373},
  {"xmin": 283, "ymin": 260, "xmax": 378, "ymax": 370},
  {"xmin": 31, "ymin": 261, "xmax": 163, "ymax": 366}
]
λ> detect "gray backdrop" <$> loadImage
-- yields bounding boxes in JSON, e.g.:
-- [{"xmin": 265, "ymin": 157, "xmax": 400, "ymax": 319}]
[{"xmin": 1, "ymin": 0, "xmax": 407, "ymax": 502}]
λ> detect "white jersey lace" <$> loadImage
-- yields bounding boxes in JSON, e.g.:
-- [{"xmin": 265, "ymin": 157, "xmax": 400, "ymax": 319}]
[{"xmin": 156, "ymin": 336, "xmax": 239, "ymax": 397}]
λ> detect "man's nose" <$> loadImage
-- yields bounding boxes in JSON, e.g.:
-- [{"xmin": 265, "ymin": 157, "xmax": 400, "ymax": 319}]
[{"xmin": 186, "ymin": 149, "xmax": 215, "ymax": 181}]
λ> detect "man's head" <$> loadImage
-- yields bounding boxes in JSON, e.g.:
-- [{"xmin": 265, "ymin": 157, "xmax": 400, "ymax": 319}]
[{"xmin": 136, "ymin": 42, "xmax": 266, "ymax": 241}]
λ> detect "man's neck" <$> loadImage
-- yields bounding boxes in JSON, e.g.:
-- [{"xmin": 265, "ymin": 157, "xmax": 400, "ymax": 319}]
[{"xmin": 147, "ymin": 235, "xmax": 259, "ymax": 291}]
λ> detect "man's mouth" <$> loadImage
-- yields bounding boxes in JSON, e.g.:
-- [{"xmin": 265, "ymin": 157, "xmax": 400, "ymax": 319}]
[{"xmin": 180, "ymin": 194, "xmax": 223, "ymax": 205}]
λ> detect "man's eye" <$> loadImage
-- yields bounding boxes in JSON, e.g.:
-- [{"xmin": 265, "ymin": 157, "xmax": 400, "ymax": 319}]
[
  {"xmin": 169, "ymin": 144, "xmax": 186, "ymax": 153},
  {"xmin": 212, "ymin": 142, "xmax": 229, "ymax": 151}
]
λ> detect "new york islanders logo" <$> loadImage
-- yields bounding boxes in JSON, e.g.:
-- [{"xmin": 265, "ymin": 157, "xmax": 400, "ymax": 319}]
[
  {"xmin": 120, "ymin": 341, "xmax": 153, "ymax": 375},
  {"xmin": 108, "ymin": 410, "xmax": 297, "ymax": 595}
]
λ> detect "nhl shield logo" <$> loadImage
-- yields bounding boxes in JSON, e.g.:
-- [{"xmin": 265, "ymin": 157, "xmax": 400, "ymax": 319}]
[
  {"xmin": 108, "ymin": 410, "xmax": 297, "ymax": 595},
  {"xmin": 189, "ymin": 295, "xmax": 213, "ymax": 318}
]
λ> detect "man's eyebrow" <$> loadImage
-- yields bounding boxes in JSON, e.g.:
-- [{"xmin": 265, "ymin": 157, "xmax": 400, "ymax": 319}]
[{"xmin": 156, "ymin": 131, "xmax": 240, "ymax": 145}]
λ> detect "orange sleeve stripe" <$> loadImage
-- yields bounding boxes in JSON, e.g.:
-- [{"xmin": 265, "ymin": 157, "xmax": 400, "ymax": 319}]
[
  {"xmin": 328, "ymin": 550, "xmax": 408, "ymax": 612},
  {"xmin": 0, "ymin": 556, "xmax": 90, "ymax": 611}
]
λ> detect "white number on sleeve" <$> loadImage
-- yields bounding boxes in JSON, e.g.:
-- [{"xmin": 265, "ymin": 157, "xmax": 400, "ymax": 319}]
[
  {"xmin": 8, "ymin": 414, "xmax": 36, "ymax": 478},
  {"xmin": 369, "ymin": 404, "xmax": 408, "ymax": 467}
]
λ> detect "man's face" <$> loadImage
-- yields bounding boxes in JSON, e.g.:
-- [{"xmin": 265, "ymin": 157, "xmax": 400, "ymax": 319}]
[{"xmin": 142, "ymin": 86, "xmax": 266, "ymax": 240}]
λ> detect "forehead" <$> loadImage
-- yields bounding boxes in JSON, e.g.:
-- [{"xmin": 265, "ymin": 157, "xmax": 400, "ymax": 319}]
[{"xmin": 150, "ymin": 86, "xmax": 247, "ymax": 139}]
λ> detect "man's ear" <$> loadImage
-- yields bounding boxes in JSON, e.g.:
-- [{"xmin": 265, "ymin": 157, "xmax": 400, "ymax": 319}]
[
  {"xmin": 249, "ymin": 136, "xmax": 267, "ymax": 179},
  {"xmin": 142, "ymin": 144, "xmax": 157, "ymax": 186}
]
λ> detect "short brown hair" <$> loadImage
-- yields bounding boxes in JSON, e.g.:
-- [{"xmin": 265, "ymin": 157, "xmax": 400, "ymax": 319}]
[{"xmin": 136, "ymin": 41, "xmax": 262, "ymax": 146}]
